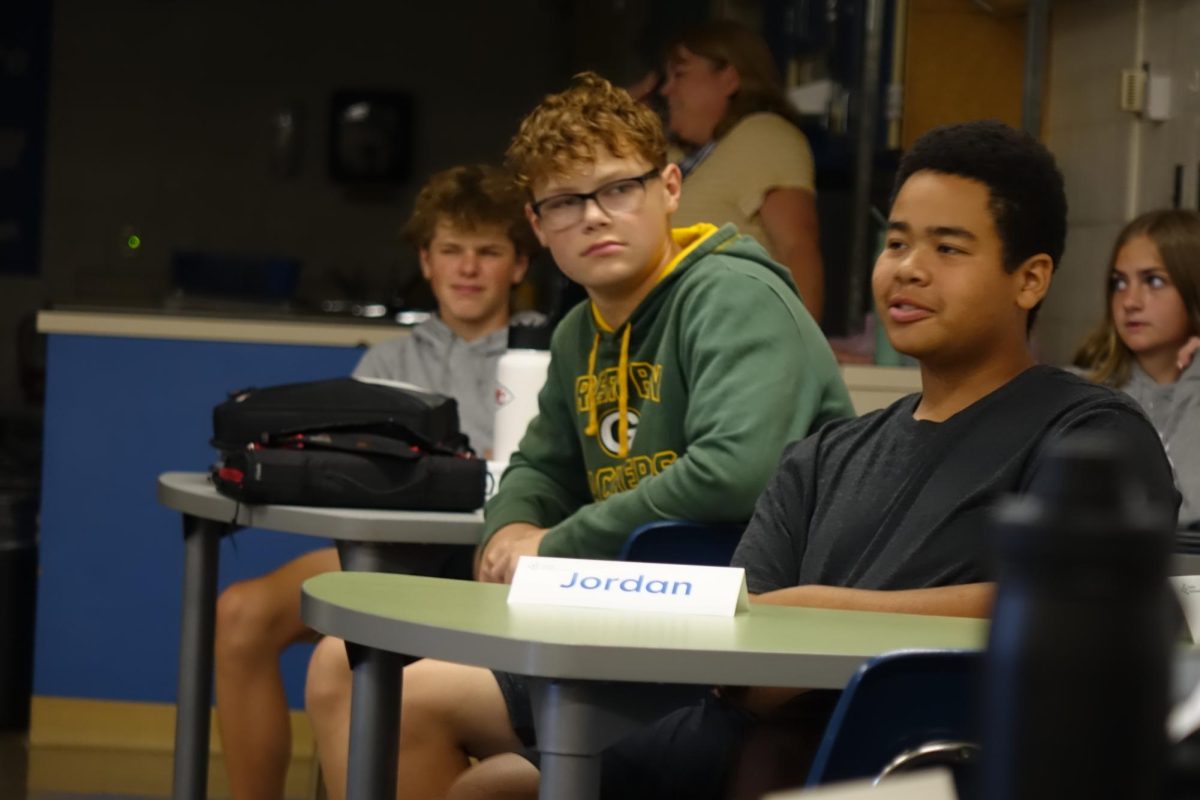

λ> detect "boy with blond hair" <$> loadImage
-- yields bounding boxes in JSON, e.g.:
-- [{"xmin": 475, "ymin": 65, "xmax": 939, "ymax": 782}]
[
  {"xmin": 304, "ymin": 72, "xmax": 852, "ymax": 799},
  {"xmin": 214, "ymin": 164, "xmax": 533, "ymax": 800}
]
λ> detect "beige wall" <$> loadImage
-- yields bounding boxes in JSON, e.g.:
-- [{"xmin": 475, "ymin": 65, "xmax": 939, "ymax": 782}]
[
  {"xmin": 1037, "ymin": 0, "xmax": 1200, "ymax": 365},
  {"xmin": 1137, "ymin": 0, "xmax": 1200, "ymax": 212}
]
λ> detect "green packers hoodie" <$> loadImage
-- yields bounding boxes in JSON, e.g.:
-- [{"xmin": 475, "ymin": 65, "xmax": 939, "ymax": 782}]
[{"xmin": 483, "ymin": 222, "xmax": 854, "ymax": 559}]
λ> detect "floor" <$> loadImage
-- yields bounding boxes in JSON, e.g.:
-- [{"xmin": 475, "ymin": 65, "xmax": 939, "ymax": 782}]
[
  {"xmin": 0, "ymin": 734, "xmax": 162, "ymax": 800},
  {"xmin": 0, "ymin": 731, "xmax": 324, "ymax": 800}
]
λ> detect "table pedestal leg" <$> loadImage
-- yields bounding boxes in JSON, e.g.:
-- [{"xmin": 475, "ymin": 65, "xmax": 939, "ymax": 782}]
[
  {"xmin": 529, "ymin": 680, "xmax": 708, "ymax": 800},
  {"xmin": 172, "ymin": 514, "xmax": 227, "ymax": 800},
  {"xmin": 529, "ymin": 680, "xmax": 610, "ymax": 800},
  {"xmin": 345, "ymin": 644, "xmax": 404, "ymax": 800},
  {"xmin": 335, "ymin": 539, "xmax": 464, "ymax": 800},
  {"xmin": 541, "ymin": 751, "xmax": 602, "ymax": 800}
]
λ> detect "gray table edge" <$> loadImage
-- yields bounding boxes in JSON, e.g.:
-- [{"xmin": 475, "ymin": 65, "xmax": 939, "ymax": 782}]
[
  {"xmin": 300, "ymin": 589, "xmax": 984, "ymax": 691},
  {"xmin": 157, "ymin": 471, "xmax": 484, "ymax": 542}
]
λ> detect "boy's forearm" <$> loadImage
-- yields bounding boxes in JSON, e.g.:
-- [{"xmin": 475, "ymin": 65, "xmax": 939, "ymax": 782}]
[
  {"xmin": 482, "ymin": 465, "xmax": 582, "ymax": 545},
  {"xmin": 751, "ymin": 582, "xmax": 995, "ymax": 619}
]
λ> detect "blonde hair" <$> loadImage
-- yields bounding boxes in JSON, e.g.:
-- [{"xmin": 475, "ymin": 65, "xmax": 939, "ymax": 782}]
[
  {"xmin": 667, "ymin": 20, "xmax": 802, "ymax": 140},
  {"xmin": 404, "ymin": 164, "xmax": 537, "ymax": 255},
  {"xmin": 1074, "ymin": 209, "xmax": 1200, "ymax": 385},
  {"xmin": 505, "ymin": 72, "xmax": 668, "ymax": 189}
]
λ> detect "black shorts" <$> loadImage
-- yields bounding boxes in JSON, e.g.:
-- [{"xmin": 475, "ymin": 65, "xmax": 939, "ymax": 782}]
[
  {"xmin": 596, "ymin": 691, "xmax": 756, "ymax": 800},
  {"xmin": 334, "ymin": 542, "xmax": 475, "ymax": 579},
  {"xmin": 438, "ymin": 547, "xmax": 476, "ymax": 580},
  {"xmin": 493, "ymin": 670, "xmax": 539, "ymax": 747},
  {"xmin": 490, "ymin": 673, "xmax": 712, "ymax": 750},
  {"xmin": 491, "ymin": 674, "xmax": 839, "ymax": 800}
]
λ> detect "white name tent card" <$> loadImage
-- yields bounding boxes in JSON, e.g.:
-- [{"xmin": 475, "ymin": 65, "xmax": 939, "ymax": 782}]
[
  {"xmin": 763, "ymin": 768, "xmax": 957, "ymax": 800},
  {"xmin": 507, "ymin": 556, "xmax": 750, "ymax": 616},
  {"xmin": 1170, "ymin": 575, "xmax": 1200, "ymax": 642}
]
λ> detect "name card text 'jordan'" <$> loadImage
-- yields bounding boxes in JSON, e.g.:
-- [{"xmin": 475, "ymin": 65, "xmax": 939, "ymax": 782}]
[{"xmin": 507, "ymin": 556, "xmax": 749, "ymax": 616}]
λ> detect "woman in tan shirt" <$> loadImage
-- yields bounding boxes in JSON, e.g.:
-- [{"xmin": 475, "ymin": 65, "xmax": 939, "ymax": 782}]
[{"xmin": 659, "ymin": 21, "xmax": 825, "ymax": 321}]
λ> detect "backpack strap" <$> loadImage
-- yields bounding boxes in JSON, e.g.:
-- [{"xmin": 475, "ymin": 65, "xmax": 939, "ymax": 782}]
[{"xmin": 277, "ymin": 432, "xmax": 422, "ymax": 461}]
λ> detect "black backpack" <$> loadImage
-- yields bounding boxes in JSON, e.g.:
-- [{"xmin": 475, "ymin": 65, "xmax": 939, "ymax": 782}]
[{"xmin": 210, "ymin": 377, "xmax": 486, "ymax": 511}]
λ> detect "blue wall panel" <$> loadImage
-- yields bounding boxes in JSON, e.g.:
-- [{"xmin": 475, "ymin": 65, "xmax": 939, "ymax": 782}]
[{"xmin": 35, "ymin": 334, "xmax": 365, "ymax": 707}]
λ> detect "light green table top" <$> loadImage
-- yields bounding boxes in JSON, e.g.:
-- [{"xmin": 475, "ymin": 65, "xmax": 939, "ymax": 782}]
[{"xmin": 302, "ymin": 572, "xmax": 988, "ymax": 689}]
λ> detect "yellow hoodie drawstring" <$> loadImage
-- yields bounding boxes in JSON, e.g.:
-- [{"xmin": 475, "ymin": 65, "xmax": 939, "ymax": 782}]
[
  {"xmin": 578, "ymin": 225, "xmax": 719, "ymax": 460},
  {"xmin": 584, "ymin": 332, "xmax": 600, "ymax": 437},
  {"xmin": 583, "ymin": 323, "xmax": 632, "ymax": 457},
  {"xmin": 616, "ymin": 323, "xmax": 631, "ymax": 458}
]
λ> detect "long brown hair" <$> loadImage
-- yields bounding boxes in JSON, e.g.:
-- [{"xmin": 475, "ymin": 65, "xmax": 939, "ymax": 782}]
[
  {"xmin": 665, "ymin": 21, "xmax": 803, "ymax": 140},
  {"xmin": 1073, "ymin": 209, "xmax": 1200, "ymax": 385}
]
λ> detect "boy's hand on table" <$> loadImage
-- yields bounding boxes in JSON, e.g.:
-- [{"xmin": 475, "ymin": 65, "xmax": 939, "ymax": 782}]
[{"xmin": 476, "ymin": 523, "xmax": 548, "ymax": 584}]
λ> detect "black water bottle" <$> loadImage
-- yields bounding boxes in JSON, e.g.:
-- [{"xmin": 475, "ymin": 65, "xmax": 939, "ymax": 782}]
[{"xmin": 982, "ymin": 434, "xmax": 1175, "ymax": 800}]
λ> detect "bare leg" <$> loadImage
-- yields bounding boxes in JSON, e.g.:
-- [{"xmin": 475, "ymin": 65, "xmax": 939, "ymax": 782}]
[
  {"xmin": 446, "ymin": 753, "xmax": 539, "ymax": 800},
  {"xmin": 306, "ymin": 640, "xmax": 523, "ymax": 800},
  {"xmin": 215, "ymin": 547, "xmax": 340, "ymax": 800},
  {"xmin": 306, "ymin": 636, "xmax": 355, "ymax": 800}
]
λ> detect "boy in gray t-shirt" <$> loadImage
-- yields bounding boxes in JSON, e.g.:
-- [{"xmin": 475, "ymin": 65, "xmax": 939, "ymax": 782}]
[
  {"xmin": 353, "ymin": 314, "xmax": 508, "ymax": 456},
  {"xmin": 213, "ymin": 164, "xmax": 536, "ymax": 800}
]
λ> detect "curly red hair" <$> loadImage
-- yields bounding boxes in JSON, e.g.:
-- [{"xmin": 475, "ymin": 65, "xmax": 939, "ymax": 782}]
[{"xmin": 505, "ymin": 72, "xmax": 667, "ymax": 189}]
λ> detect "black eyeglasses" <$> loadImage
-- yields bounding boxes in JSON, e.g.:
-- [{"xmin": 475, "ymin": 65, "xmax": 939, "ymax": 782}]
[{"xmin": 531, "ymin": 168, "xmax": 661, "ymax": 232}]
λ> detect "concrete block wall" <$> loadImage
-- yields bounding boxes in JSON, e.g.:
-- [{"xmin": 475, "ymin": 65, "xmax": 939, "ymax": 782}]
[{"xmin": 1037, "ymin": 0, "xmax": 1200, "ymax": 365}]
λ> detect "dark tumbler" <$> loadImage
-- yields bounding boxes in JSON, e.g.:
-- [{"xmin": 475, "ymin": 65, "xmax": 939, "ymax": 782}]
[{"xmin": 982, "ymin": 433, "xmax": 1175, "ymax": 800}]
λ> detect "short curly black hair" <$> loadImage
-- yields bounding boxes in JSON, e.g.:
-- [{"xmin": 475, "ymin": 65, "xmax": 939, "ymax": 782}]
[{"xmin": 891, "ymin": 119, "xmax": 1068, "ymax": 329}]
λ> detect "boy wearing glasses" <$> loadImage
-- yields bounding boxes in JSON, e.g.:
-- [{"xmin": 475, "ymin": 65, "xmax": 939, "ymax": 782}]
[
  {"xmin": 475, "ymin": 71, "xmax": 852, "ymax": 579},
  {"xmin": 304, "ymin": 71, "xmax": 852, "ymax": 799}
]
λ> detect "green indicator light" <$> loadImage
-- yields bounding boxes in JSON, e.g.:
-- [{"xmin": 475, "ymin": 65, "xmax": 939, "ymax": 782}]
[{"xmin": 127, "ymin": 235, "xmax": 141, "ymax": 250}]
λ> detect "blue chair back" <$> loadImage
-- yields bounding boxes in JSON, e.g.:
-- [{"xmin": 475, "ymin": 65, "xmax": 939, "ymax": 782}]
[
  {"xmin": 806, "ymin": 649, "xmax": 982, "ymax": 787},
  {"xmin": 616, "ymin": 519, "xmax": 745, "ymax": 566}
]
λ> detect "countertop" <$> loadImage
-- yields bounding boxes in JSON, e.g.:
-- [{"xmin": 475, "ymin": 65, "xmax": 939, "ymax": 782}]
[
  {"xmin": 37, "ymin": 307, "xmax": 410, "ymax": 347},
  {"xmin": 36, "ymin": 307, "xmax": 922, "ymax": 407}
]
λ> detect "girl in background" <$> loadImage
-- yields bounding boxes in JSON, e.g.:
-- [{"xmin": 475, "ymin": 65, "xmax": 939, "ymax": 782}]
[
  {"xmin": 1075, "ymin": 209, "xmax": 1200, "ymax": 528},
  {"xmin": 658, "ymin": 21, "xmax": 825, "ymax": 321}
]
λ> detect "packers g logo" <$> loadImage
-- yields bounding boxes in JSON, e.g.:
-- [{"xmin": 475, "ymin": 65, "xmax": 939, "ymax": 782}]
[{"xmin": 598, "ymin": 409, "xmax": 639, "ymax": 457}]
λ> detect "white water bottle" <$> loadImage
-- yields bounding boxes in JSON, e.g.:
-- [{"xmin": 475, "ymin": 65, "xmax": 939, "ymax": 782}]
[{"xmin": 491, "ymin": 324, "xmax": 552, "ymax": 467}]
